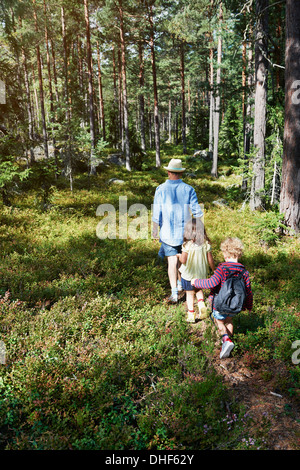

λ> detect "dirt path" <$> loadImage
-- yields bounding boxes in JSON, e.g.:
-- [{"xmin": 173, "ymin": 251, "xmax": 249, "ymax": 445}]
[
  {"xmin": 214, "ymin": 356, "xmax": 300, "ymax": 450},
  {"xmin": 194, "ymin": 319, "xmax": 300, "ymax": 450}
]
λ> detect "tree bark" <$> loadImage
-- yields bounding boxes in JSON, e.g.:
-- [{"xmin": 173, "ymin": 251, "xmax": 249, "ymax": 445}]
[
  {"xmin": 61, "ymin": 6, "xmax": 73, "ymax": 191},
  {"xmin": 118, "ymin": 0, "xmax": 131, "ymax": 171},
  {"xmin": 50, "ymin": 39, "xmax": 59, "ymax": 103},
  {"xmin": 118, "ymin": 48, "xmax": 124, "ymax": 151},
  {"xmin": 43, "ymin": 0, "xmax": 59, "ymax": 175},
  {"xmin": 33, "ymin": 0, "xmax": 48, "ymax": 159},
  {"xmin": 211, "ymin": 1, "xmax": 223, "ymax": 178},
  {"xmin": 84, "ymin": 0, "xmax": 97, "ymax": 175},
  {"xmin": 280, "ymin": 0, "xmax": 300, "ymax": 233},
  {"xmin": 138, "ymin": 40, "xmax": 146, "ymax": 151},
  {"xmin": 20, "ymin": 23, "xmax": 35, "ymax": 165},
  {"xmin": 147, "ymin": 2, "xmax": 160, "ymax": 167},
  {"xmin": 112, "ymin": 45, "xmax": 119, "ymax": 145},
  {"xmin": 209, "ymin": 44, "xmax": 214, "ymax": 154},
  {"xmin": 250, "ymin": 0, "xmax": 269, "ymax": 210},
  {"xmin": 242, "ymin": 21, "xmax": 254, "ymax": 191},
  {"xmin": 168, "ymin": 84, "xmax": 172, "ymax": 143},
  {"xmin": 180, "ymin": 41, "xmax": 187, "ymax": 154},
  {"xmin": 208, "ymin": 0, "xmax": 214, "ymax": 154},
  {"xmin": 96, "ymin": 41, "xmax": 105, "ymax": 141}
]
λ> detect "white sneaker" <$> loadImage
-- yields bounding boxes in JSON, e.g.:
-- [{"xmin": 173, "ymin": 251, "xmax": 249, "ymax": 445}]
[
  {"xmin": 220, "ymin": 339, "xmax": 234, "ymax": 359},
  {"xmin": 167, "ymin": 295, "xmax": 178, "ymax": 304},
  {"xmin": 187, "ymin": 311, "xmax": 195, "ymax": 323},
  {"xmin": 198, "ymin": 301, "xmax": 209, "ymax": 319}
]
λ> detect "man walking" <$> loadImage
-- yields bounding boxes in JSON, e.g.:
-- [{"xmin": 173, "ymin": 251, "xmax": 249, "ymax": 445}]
[{"xmin": 152, "ymin": 158, "xmax": 203, "ymax": 303}]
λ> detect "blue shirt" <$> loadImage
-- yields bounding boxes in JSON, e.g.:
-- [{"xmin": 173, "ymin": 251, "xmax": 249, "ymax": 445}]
[{"xmin": 152, "ymin": 179, "xmax": 203, "ymax": 246}]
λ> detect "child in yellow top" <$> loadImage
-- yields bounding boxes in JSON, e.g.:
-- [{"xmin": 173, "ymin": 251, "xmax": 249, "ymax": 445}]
[{"xmin": 177, "ymin": 218, "xmax": 215, "ymax": 323}]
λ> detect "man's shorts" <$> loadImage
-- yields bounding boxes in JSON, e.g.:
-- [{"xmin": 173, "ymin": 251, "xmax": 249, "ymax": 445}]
[
  {"xmin": 158, "ymin": 241, "xmax": 182, "ymax": 259},
  {"xmin": 212, "ymin": 309, "xmax": 235, "ymax": 321}
]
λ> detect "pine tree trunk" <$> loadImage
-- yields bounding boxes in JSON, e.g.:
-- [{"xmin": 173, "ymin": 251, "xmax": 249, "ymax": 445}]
[
  {"xmin": 21, "ymin": 43, "xmax": 35, "ymax": 164},
  {"xmin": 33, "ymin": 0, "xmax": 48, "ymax": 159},
  {"xmin": 138, "ymin": 40, "xmax": 146, "ymax": 151},
  {"xmin": 208, "ymin": 1, "xmax": 214, "ymax": 154},
  {"xmin": 168, "ymin": 89, "xmax": 172, "ymax": 143},
  {"xmin": 175, "ymin": 98, "xmax": 179, "ymax": 145},
  {"xmin": 84, "ymin": 0, "xmax": 96, "ymax": 175},
  {"xmin": 148, "ymin": 97, "xmax": 153, "ymax": 148},
  {"xmin": 180, "ymin": 41, "xmax": 187, "ymax": 154},
  {"xmin": 211, "ymin": 1, "xmax": 223, "ymax": 178},
  {"xmin": 97, "ymin": 41, "xmax": 105, "ymax": 141},
  {"xmin": 148, "ymin": 2, "xmax": 160, "ymax": 167},
  {"xmin": 43, "ymin": 0, "xmax": 59, "ymax": 174},
  {"xmin": 31, "ymin": 65, "xmax": 40, "ymax": 130},
  {"xmin": 112, "ymin": 45, "xmax": 119, "ymax": 145},
  {"xmin": 118, "ymin": 0, "xmax": 131, "ymax": 171},
  {"xmin": 19, "ymin": 18, "xmax": 34, "ymax": 164},
  {"xmin": 242, "ymin": 22, "xmax": 254, "ymax": 191},
  {"xmin": 280, "ymin": 0, "xmax": 300, "ymax": 232},
  {"xmin": 77, "ymin": 37, "xmax": 84, "ymax": 106},
  {"xmin": 117, "ymin": 49, "xmax": 124, "ymax": 150},
  {"xmin": 250, "ymin": 0, "xmax": 269, "ymax": 210},
  {"xmin": 50, "ymin": 39, "xmax": 59, "ymax": 103},
  {"xmin": 61, "ymin": 6, "xmax": 73, "ymax": 191}
]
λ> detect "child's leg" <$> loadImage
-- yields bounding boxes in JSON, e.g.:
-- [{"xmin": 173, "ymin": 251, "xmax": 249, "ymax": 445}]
[
  {"xmin": 224, "ymin": 316, "xmax": 234, "ymax": 337},
  {"xmin": 195, "ymin": 289, "xmax": 208, "ymax": 319},
  {"xmin": 215, "ymin": 316, "xmax": 235, "ymax": 358},
  {"xmin": 195, "ymin": 289, "xmax": 204, "ymax": 301},
  {"xmin": 186, "ymin": 290, "xmax": 195, "ymax": 322},
  {"xmin": 214, "ymin": 318, "xmax": 228, "ymax": 337},
  {"xmin": 215, "ymin": 317, "xmax": 233, "ymax": 340}
]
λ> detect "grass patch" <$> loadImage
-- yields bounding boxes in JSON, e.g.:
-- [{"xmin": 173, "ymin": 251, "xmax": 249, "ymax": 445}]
[{"xmin": 0, "ymin": 154, "xmax": 299, "ymax": 450}]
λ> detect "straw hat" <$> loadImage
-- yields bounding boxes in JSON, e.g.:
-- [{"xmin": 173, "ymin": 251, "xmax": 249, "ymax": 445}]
[{"xmin": 163, "ymin": 158, "xmax": 186, "ymax": 172}]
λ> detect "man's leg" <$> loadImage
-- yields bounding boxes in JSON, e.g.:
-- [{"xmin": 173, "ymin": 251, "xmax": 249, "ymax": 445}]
[
  {"xmin": 168, "ymin": 255, "xmax": 179, "ymax": 296},
  {"xmin": 164, "ymin": 243, "xmax": 182, "ymax": 303}
]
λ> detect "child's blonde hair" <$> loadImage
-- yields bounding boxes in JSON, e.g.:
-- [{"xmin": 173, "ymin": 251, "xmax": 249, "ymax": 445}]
[
  {"xmin": 183, "ymin": 218, "xmax": 210, "ymax": 246},
  {"xmin": 220, "ymin": 237, "xmax": 244, "ymax": 259}
]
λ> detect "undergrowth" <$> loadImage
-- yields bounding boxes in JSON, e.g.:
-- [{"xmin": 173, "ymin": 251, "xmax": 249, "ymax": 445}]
[{"xmin": 0, "ymin": 150, "xmax": 299, "ymax": 450}]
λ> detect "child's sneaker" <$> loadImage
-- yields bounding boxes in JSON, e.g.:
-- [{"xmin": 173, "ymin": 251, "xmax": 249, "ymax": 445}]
[
  {"xmin": 167, "ymin": 294, "xmax": 178, "ymax": 304},
  {"xmin": 220, "ymin": 339, "xmax": 234, "ymax": 359},
  {"xmin": 198, "ymin": 300, "xmax": 209, "ymax": 319},
  {"xmin": 187, "ymin": 310, "xmax": 195, "ymax": 323}
]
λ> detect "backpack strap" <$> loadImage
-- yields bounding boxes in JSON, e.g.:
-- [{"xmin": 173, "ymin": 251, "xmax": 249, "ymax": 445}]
[{"xmin": 223, "ymin": 266, "xmax": 246, "ymax": 279}]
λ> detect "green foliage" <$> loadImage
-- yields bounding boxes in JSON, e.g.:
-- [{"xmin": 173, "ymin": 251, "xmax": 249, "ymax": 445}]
[
  {"xmin": 0, "ymin": 155, "xmax": 30, "ymax": 205},
  {"xmin": 0, "ymin": 154, "xmax": 299, "ymax": 450},
  {"xmin": 0, "ymin": 158, "xmax": 30, "ymax": 189},
  {"xmin": 253, "ymin": 211, "xmax": 289, "ymax": 246}
]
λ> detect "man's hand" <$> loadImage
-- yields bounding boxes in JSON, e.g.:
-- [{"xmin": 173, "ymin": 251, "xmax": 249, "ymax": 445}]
[{"xmin": 152, "ymin": 222, "xmax": 159, "ymax": 239}]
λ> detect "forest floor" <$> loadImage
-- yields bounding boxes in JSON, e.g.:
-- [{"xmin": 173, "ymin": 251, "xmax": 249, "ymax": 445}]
[
  {"xmin": 190, "ymin": 314, "xmax": 300, "ymax": 451},
  {"xmin": 1, "ymin": 153, "xmax": 299, "ymax": 450}
]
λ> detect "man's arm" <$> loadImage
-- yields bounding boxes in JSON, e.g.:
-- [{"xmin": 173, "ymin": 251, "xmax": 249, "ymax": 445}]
[
  {"xmin": 189, "ymin": 188, "xmax": 203, "ymax": 219},
  {"xmin": 152, "ymin": 188, "xmax": 161, "ymax": 239},
  {"xmin": 152, "ymin": 221, "xmax": 160, "ymax": 239}
]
